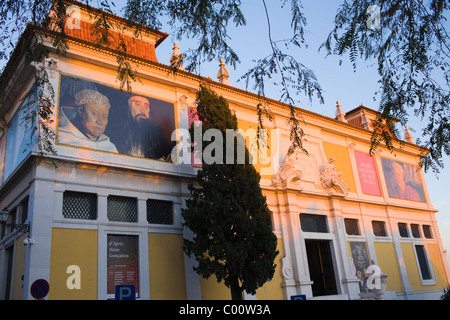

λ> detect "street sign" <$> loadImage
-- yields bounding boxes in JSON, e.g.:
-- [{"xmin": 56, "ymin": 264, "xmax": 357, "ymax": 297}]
[
  {"xmin": 115, "ymin": 285, "xmax": 135, "ymax": 300},
  {"xmin": 291, "ymin": 294, "xmax": 307, "ymax": 300},
  {"xmin": 30, "ymin": 279, "xmax": 49, "ymax": 300}
]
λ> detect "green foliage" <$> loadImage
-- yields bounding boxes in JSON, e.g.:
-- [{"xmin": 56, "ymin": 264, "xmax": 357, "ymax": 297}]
[
  {"xmin": 123, "ymin": 0, "xmax": 246, "ymax": 72},
  {"xmin": 322, "ymin": 0, "xmax": 450, "ymax": 174},
  {"xmin": 182, "ymin": 85, "xmax": 279, "ymax": 300},
  {"xmin": 1, "ymin": 0, "xmax": 450, "ymax": 172},
  {"xmin": 240, "ymin": 0, "xmax": 324, "ymax": 154}
]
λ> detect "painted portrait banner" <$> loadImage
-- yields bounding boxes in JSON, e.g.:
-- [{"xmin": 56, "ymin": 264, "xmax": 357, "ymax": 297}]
[
  {"xmin": 3, "ymin": 87, "xmax": 36, "ymax": 181},
  {"xmin": 381, "ymin": 158, "xmax": 425, "ymax": 202},
  {"xmin": 354, "ymin": 151, "xmax": 381, "ymax": 196},
  {"xmin": 57, "ymin": 74, "xmax": 175, "ymax": 161}
]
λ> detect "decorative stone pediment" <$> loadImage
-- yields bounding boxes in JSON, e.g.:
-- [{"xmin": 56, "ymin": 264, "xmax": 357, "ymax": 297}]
[
  {"xmin": 319, "ymin": 157, "xmax": 349, "ymax": 197},
  {"xmin": 272, "ymin": 154, "xmax": 302, "ymax": 187}
]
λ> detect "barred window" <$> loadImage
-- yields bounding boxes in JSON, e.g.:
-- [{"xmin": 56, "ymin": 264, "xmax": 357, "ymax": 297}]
[
  {"xmin": 398, "ymin": 223, "xmax": 409, "ymax": 238},
  {"xmin": 372, "ymin": 220, "xmax": 387, "ymax": 237},
  {"xmin": 147, "ymin": 199, "xmax": 173, "ymax": 225},
  {"xmin": 63, "ymin": 191, "xmax": 97, "ymax": 220},
  {"xmin": 344, "ymin": 218, "xmax": 360, "ymax": 235},
  {"xmin": 107, "ymin": 195, "xmax": 137, "ymax": 222},
  {"xmin": 300, "ymin": 214, "xmax": 328, "ymax": 233}
]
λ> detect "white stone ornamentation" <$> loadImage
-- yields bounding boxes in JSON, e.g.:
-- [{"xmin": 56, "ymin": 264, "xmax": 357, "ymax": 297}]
[{"xmin": 319, "ymin": 157, "xmax": 349, "ymax": 196}]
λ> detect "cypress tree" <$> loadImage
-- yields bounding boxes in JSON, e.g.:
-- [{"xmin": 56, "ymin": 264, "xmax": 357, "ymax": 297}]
[{"xmin": 182, "ymin": 85, "xmax": 279, "ymax": 300}]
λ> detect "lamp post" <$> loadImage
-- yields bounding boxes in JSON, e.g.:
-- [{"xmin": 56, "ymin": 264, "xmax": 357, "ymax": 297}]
[{"xmin": 0, "ymin": 207, "xmax": 30, "ymax": 236}]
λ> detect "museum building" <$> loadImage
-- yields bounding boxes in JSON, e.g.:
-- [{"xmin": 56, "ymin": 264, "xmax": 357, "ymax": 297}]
[{"xmin": 0, "ymin": 0, "xmax": 448, "ymax": 300}]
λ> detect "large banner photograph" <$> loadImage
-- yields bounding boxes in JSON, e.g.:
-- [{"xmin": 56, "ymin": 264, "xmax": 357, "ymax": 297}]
[
  {"xmin": 381, "ymin": 158, "xmax": 425, "ymax": 202},
  {"xmin": 57, "ymin": 74, "xmax": 175, "ymax": 161}
]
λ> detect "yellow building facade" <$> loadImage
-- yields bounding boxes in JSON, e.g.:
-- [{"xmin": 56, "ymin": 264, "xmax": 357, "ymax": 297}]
[{"xmin": 0, "ymin": 1, "xmax": 448, "ymax": 300}]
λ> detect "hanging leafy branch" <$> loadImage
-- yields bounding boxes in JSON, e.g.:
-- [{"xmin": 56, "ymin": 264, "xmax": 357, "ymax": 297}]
[
  {"xmin": 240, "ymin": 0, "xmax": 324, "ymax": 155},
  {"xmin": 0, "ymin": 0, "xmax": 139, "ymax": 159},
  {"xmin": 1, "ymin": 0, "xmax": 450, "ymax": 172},
  {"xmin": 123, "ymin": 0, "xmax": 246, "ymax": 73},
  {"xmin": 322, "ymin": 0, "xmax": 450, "ymax": 174}
]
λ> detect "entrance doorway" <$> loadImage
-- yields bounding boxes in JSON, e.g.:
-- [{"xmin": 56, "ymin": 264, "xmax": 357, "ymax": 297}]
[{"xmin": 305, "ymin": 239, "xmax": 338, "ymax": 297}]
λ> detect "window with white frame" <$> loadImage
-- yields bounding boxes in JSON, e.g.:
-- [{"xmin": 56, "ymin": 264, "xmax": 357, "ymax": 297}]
[
  {"xmin": 414, "ymin": 245, "xmax": 433, "ymax": 281},
  {"xmin": 398, "ymin": 223, "xmax": 409, "ymax": 238},
  {"xmin": 422, "ymin": 225, "xmax": 433, "ymax": 239},
  {"xmin": 344, "ymin": 218, "xmax": 360, "ymax": 235},
  {"xmin": 372, "ymin": 220, "xmax": 387, "ymax": 237},
  {"xmin": 411, "ymin": 224, "xmax": 421, "ymax": 238}
]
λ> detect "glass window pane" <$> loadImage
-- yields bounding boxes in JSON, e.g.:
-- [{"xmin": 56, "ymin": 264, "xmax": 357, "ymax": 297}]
[
  {"xmin": 411, "ymin": 224, "xmax": 421, "ymax": 238},
  {"xmin": 415, "ymin": 245, "xmax": 432, "ymax": 280},
  {"xmin": 398, "ymin": 223, "xmax": 409, "ymax": 238},
  {"xmin": 422, "ymin": 225, "xmax": 433, "ymax": 239},
  {"xmin": 344, "ymin": 218, "xmax": 360, "ymax": 235},
  {"xmin": 372, "ymin": 221, "xmax": 387, "ymax": 237}
]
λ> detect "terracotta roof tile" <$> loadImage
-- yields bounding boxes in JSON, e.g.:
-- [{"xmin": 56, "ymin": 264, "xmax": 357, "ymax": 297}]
[{"xmin": 64, "ymin": 20, "xmax": 158, "ymax": 62}]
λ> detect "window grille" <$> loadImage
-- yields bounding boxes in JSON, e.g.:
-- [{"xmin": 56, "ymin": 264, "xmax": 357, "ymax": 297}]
[
  {"xmin": 147, "ymin": 199, "xmax": 173, "ymax": 225},
  {"xmin": 372, "ymin": 221, "xmax": 387, "ymax": 237},
  {"xmin": 422, "ymin": 225, "xmax": 433, "ymax": 239},
  {"xmin": 344, "ymin": 218, "xmax": 360, "ymax": 235},
  {"xmin": 63, "ymin": 191, "xmax": 97, "ymax": 220},
  {"xmin": 411, "ymin": 224, "xmax": 421, "ymax": 238},
  {"xmin": 8, "ymin": 208, "xmax": 17, "ymax": 234},
  {"xmin": 107, "ymin": 195, "xmax": 137, "ymax": 222},
  {"xmin": 300, "ymin": 214, "xmax": 328, "ymax": 233},
  {"xmin": 21, "ymin": 197, "xmax": 29, "ymax": 224},
  {"xmin": 398, "ymin": 223, "xmax": 409, "ymax": 238}
]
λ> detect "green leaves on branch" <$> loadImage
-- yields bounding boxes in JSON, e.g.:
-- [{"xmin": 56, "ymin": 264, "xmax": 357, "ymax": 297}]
[
  {"xmin": 2, "ymin": 0, "xmax": 450, "ymax": 172},
  {"xmin": 322, "ymin": 0, "xmax": 450, "ymax": 173},
  {"xmin": 124, "ymin": 0, "xmax": 246, "ymax": 72}
]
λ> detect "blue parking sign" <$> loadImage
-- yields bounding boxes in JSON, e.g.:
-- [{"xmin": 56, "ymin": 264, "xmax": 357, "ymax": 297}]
[
  {"xmin": 291, "ymin": 294, "xmax": 307, "ymax": 300},
  {"xmin": 115, "ymin": 285, "xmax": 136, "ymax": 300}
]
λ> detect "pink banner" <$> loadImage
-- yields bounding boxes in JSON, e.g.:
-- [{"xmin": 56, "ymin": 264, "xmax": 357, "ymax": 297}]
[{"xmin": 355, "ymin": 151, "xmax": 381, "ymax": 196}]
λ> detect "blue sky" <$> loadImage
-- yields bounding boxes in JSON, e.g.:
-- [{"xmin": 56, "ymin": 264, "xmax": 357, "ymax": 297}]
[{"xmin": 153, "ymin": 0, "xmax": 450, "ymax": 267}]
